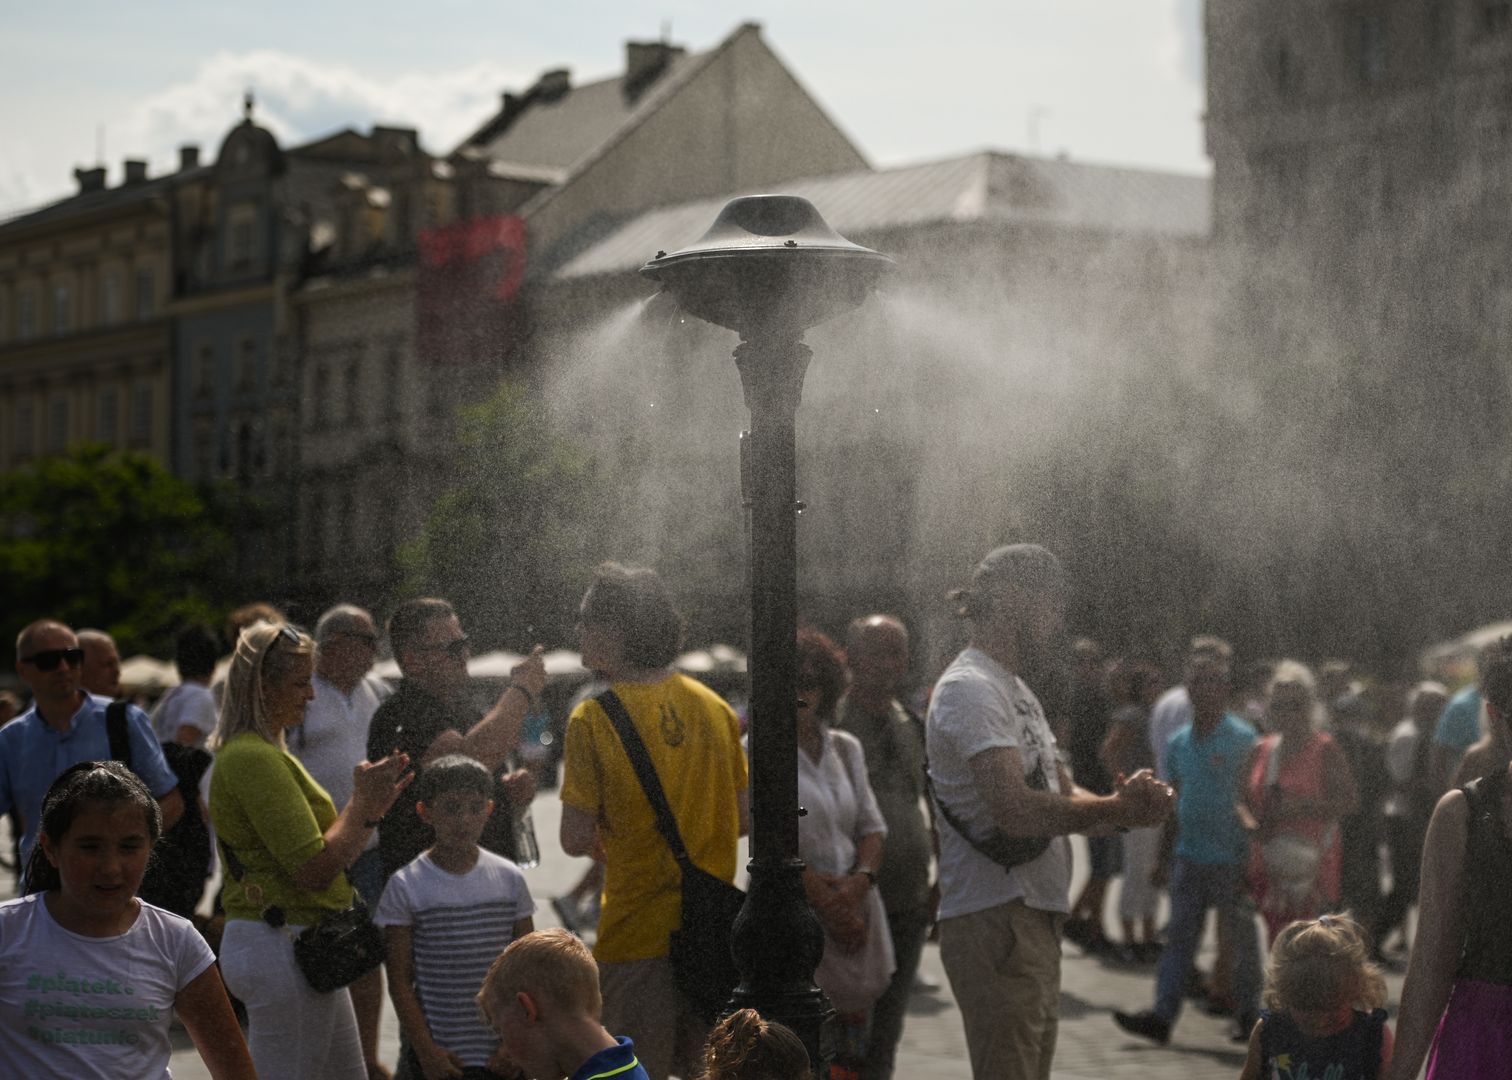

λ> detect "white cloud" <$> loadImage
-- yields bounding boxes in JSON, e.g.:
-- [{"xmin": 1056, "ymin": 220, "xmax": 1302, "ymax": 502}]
[{"xmin": 3, "ymin": 50, "xmax": 527, "ymax": 215}]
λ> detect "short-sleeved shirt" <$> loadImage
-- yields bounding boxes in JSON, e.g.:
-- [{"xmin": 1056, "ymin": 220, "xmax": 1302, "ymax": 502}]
[
  {"xmin": 1166, "ymin": 713, "xmax": 1257, "ymax": 867},
  {"xmin": 149, "ymin": 683, "xmax": 218, "ymax": 745},
  {"xmin": 0, "ymin": 694, "xmax": 178, "ymax": 865},
  {"xmin": 559, "ymin": 673, "xmax": 748, "ymax": 963},
  {"xmin": 367, "ymin": 681, "xmax": 519, "ymax": 876},
  {"xmin": 294, "ymin": 673, "xmax": 390, "ymax": 855},
  {"xmin": 1110, "ymin": 703, "xmax": 1156, "ymax": 776},
  {"xmin": 209, "ymin": 731, "xmax": 354, "ymax": 925},
  {"xmin": 1148, "ymin": 685, "xmax": 1193, "ymax": 781},
  {"xmin": 1434, "ymin": 686, "xmax": 1483, "ymax": 754},
  {"xmin": 834, "ymin": 696, "xmax": 931, "ymax": 915},
  {"xmin": 374, "ymin": 850, "xmax": 534, "ymax": 1068},
  {"xmin": 0, "ymin": 893, "xmax": 214, "ymax": 1079},
  {"xmin": 926, "ymin": 647, "xmax": 1073, "ymax": 921},
  {"xmin": 797, "ymin": 728, "xmax": 888, "ymax": 878}
]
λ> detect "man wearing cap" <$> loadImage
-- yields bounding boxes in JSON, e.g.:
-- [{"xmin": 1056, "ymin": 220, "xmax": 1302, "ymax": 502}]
[
  {"xmin": 926, "ymin": 545, "xmax": 1172, "ymax": 1080},
  {"xmin": 0, "ymin": 619, "xmax": 183, "ymax": 871}
]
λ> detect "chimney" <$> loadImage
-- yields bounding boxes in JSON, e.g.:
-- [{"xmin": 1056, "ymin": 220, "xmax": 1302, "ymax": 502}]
[
  {"xmin": 531, "ymin": 68, "xmax": 571, "ymax": 102},
  {"xmin": 179, "ymin": 145, "xmax": 201, "ymax": 171},
  {"xmin": 624, "ymin": 40, "xmax": 684, "ymax": 102},
  {"xmin": 73, "ymin": 166, "xmax": 107, "ymax": 194},
  {"xmin": 122, "ymin": 159, "xmax": 148, "ymax": 185}
]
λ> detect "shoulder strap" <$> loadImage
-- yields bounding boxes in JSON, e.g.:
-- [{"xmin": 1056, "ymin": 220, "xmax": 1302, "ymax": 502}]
[
  {"xmin": 597, "ymin": 689, "xmax": 691, "ymax": 867},
  {"xmin": 105, "ymin": 701, "xmax": 132, "ymax": 769}
]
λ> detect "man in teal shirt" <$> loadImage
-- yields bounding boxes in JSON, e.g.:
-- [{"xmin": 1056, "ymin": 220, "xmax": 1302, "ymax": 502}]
[{"xmin": 1114, "ymin": 652, "xmax": 1259, "ymax": 1046}]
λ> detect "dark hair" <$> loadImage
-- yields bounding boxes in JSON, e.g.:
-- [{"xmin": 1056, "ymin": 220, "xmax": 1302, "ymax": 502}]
[
  {"xmin": 796, "ymin": 628, "xmax": 847, "ymax": 719},
  {"xmin": 174, "ymin": 623, "xmax": 221, "ymax": 681},
  {"xmin": 1110, "ymin": 659, "xmax": 1162, "ymax": 706},
  {"xmin": 580, "ymin": 563, "xmax": 684, "ymax": 668},
  {"xmin": 416, "ymin": 754, "xmax": 493, "ymax": 804},
  {"xmin": 23, "ymin": 761, "xmax": 162, "ymax": 894},
  {"xmin": 701, "ymin": 1008, "xmax": 810, "ymax": 1080},
  {"xmin": 1481, "ymin": 636, "xmax": 1512, "ymax": 719},
  {"xmin": 223, "ymin": 602, "xmax": 286, "ymax": 648},
  {"xmin": 387, "ymin": 598, "xmax": 456, "ymax": 660}
]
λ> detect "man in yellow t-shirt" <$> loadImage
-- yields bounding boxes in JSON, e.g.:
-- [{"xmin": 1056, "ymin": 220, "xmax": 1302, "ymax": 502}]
[{"xmin": 559, "ymin": 563, "xmax": 749, "ymax": 1080}]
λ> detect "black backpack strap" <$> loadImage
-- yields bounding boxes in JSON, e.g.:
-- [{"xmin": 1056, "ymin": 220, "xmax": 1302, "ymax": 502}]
[
  {"xmin": 105, "ymin": 701, "xmax": 133, "ymax": 770},
  {"xmin": 596, "ymin": 689, "xmax": 692, "ymax": 868}
]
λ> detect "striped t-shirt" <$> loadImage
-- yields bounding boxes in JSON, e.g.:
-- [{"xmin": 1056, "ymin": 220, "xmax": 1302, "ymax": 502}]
[{"xmin": 375, "ymin": 849, "xmax": 535, "ymax": 1066}]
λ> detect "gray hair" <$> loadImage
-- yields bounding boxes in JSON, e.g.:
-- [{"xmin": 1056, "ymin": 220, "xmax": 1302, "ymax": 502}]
[
  {"xmin": 76, "ymin": 628, "xmax": 117, "ymax": 650},
  {"xmin": 315, "ymin": 604, "xmax": 376, "ymax": 645}
]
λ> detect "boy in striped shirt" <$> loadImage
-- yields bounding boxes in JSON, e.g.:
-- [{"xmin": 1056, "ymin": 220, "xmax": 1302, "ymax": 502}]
[{"xmin": 377, "ymin": 755, "xmax": 536, "ymax": 1079}]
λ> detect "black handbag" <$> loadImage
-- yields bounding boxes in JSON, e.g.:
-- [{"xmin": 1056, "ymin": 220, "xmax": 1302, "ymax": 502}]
[
  {"xmin": 597, "ymin": 690, "xmax": 745, "ymax": 1023},
  {"xmin": 221, "ymin": 839, "xmax": 385, "ymax": 994},
  {"xmin": 289, "ymin": 901, "xmax": 385, "ymax": 993}
]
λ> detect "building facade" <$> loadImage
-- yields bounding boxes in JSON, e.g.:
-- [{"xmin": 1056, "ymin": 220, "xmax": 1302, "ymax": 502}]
[{"xmin": 0, "ymin": 161, "xmax": 178, "ymax": 472}]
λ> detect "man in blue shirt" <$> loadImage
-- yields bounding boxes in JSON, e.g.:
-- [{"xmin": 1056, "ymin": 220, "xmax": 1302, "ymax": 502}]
[
  {"xmin": 1114, "ymin": 651, "xmax": 1260, "ymax": 1046},
  {"xmin": 0, "ymin": 620, "xmax": 182, "ymax": 871}
]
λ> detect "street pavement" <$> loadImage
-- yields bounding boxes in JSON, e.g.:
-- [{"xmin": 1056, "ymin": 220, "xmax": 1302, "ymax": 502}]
[{"xmin": 0, "ymin": 791, "xmax": 1407, "ymax": 1079}]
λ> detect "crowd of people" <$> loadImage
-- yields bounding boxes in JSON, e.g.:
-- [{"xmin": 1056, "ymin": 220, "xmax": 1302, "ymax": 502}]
[{"xmin": 0, "ymin": 543, "xmax": 1508, "ymax": 1079}]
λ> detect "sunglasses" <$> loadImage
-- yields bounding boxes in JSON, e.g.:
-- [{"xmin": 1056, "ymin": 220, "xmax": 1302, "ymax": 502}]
[{"xmin": 21, "ymin": 647, "xmax": 85, "ymax": 672}]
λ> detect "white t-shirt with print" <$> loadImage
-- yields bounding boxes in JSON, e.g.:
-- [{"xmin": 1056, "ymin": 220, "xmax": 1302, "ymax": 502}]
[
  {"xmin": 374, "ymin": 849, "xmax": 535, "ymax": 1068},
  {"xmin": 0, "ymin": 893, "xmax": 215, "ymax": 1079},
  {"xmin": 926, "ymin": 647, "xmax": 1073, "ymax": 920}
]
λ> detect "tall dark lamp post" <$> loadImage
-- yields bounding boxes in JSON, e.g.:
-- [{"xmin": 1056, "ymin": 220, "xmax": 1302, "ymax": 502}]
[{"xmin": 642, "ymin": 196, "xmax": 893, "ymax": 1067}]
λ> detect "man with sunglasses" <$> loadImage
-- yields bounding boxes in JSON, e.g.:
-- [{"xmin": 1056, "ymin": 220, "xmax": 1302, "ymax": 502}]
[
  {"xmin": 366, "ymin": 598, "xmax": 546, "ymax": 880},
  {"xmin": 0, "ymin": 619, "xmax": 183, "ymax": 871}
]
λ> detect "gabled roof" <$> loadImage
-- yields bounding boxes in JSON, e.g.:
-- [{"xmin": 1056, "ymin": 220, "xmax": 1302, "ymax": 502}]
[
  {"xmin": 547, "ymin": 151, "xmax": 1212, "ymax": 281},
  {"xmin": 456, "ymin": 44, "xmax": 711, "ymax": 175},
  {"xmin": 0, "ymin": 169, "xmax": 186, "ymax": 238}
]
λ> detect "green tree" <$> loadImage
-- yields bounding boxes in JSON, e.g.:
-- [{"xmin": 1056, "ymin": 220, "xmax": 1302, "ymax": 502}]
[
  {"xmin": 0, "ymin": 444, "xmax": 234, "ymax": 663},
  {"xmin": 400, "ymin": 382, "xmax": 608, "ymax": 649}
]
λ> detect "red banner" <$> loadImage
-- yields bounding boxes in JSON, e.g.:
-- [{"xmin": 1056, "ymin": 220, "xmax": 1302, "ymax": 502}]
[{"xmin": 417, "ymin": 216, "xmax": 527, "ymax": 366}]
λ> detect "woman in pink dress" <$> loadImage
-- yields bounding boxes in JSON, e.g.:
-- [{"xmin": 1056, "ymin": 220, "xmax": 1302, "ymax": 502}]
[{"xmin": 1242, "ymin": 661, "xmax": 1359, "ymax": 941}]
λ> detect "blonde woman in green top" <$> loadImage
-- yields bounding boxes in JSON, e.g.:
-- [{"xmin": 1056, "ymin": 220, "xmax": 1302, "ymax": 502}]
[{"xmin": 209, "ymin": 621, "xmax": 412, "ymax": 1080}]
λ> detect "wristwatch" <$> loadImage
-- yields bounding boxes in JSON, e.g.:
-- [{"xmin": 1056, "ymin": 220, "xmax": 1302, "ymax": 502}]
[{"xmin": 852, "ymin": 866, "xmax": 877, "ymax": 887}]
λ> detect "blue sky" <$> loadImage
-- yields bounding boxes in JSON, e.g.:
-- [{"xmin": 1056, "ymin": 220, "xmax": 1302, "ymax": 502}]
[{"xmin": 1, "ymin": 1, "xmax": 1206, "ymax": 216}]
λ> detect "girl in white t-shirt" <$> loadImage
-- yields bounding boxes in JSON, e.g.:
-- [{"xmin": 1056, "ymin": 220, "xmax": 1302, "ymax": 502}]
[{"xmin": 0, "ymin": 761, "xmax": 254, "ymax": 1079}]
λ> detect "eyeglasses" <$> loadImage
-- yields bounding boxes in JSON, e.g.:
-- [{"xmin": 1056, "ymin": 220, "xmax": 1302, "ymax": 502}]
[
  {"xmin": 277, "ymin": 624, "xmax": 301, "ymax": 645},
  {"xmin": 21, "ymin": 647, "xmax": 85, "ymax": 672}
]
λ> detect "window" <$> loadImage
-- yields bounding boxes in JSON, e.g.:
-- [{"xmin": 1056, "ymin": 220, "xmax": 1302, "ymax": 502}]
[
  {"xmin": 130, "ymin": 383, "xmax": 152, "ymax": 446},
  {"xmin": 305, "ymin": 489, "xmax": 327, "ymax": 568},
  {"xmin": 237, "ymin": 338, "xmax": 258, "ymax": 392},
  {"xmin": 311, "ymin": 363, "xmax": 330, "ymax": 429},
  {"xmin": 339, "ymin": 489, "xmax": 355, "ymax": 553},
  {"xmin": 134, "ymin": 268, "xmax": 154, "ymax": 321},
  {"xmin": 193, "ymin": 422, "xmax": 212, "ymax": 479},
  {"xmin": 1359, "ymin": 16, "xmax": 1386, "ymax": 83},
  {"xmin": 98, "ymin": 387, "xmax": 119, "ymax": 445},
  {"xmin": 13, "ymin": 400, "xmax": 34, "ymax": 458},
  {"xmin": 101, "ymin": 271, "xmax": 122, "ymax": 325},
  {"xmin": 228, "ymin": 203, "xmax": 258, "ymax": 270},
  {"xmin": 53, "ymin": 283, "xmax": 71, "ymax": 335},
  {"xmin": 0, "ymin": 291, "xmax": 8, "ymax": 344},
  {"xmin": 1485, "ymin": 3, "xmax": 1512, "ymax": 34},
  {"xmin": 384, "ymin": 344, "xmax": 402, "ymax": 419},
  {"xmin": 344, "ymin": 357, "xmax": 361, "ymax": 427},
  {"xmin": 18, "ymin": 290, "xmax": 36, "ymax": 340},
  {"xmin": 271, "ymin": 421, "xmax": 290, "ymax": 477},
  {"xmin": 196, "ymin": 345, "xmax": 215, "ymax": 399},
  {"xmin": 48, "ymin": 397, "xmax": 69, "ymax": 454},
  {"xmin": 1272, "ymin": 42, "xmax": 1299, "ymax": 96}
]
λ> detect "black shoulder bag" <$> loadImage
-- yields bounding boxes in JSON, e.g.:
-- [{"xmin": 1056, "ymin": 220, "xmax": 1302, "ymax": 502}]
[
  {"xmin": 597, "ymin": 689, "xmax": 745, "ymax": 1022},
  {"xmin": 926, "ymin": 760, "xmax": 1051, "ymax": 872},
  {"xmin": 220, "ymin": 835, "xmax": 383, "ymax": 994}
]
